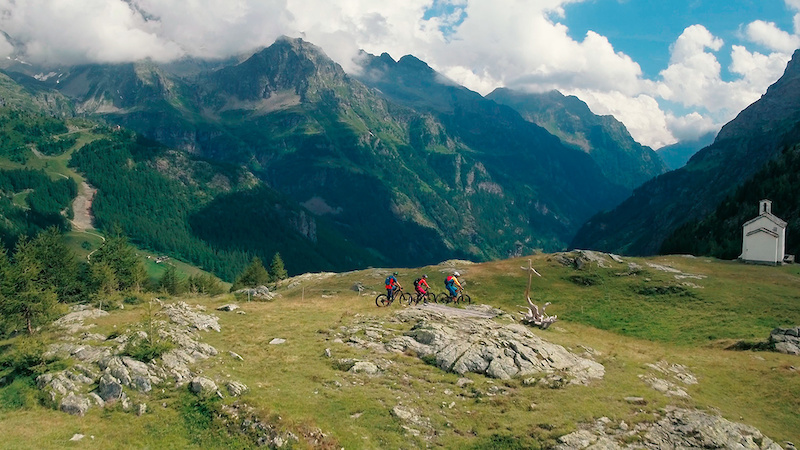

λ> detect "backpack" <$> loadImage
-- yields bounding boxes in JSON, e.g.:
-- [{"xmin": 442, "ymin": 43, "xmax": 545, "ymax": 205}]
[
  {"xmin": 413, "ymin": 278, "xmax": 421, "ymax": 288},
  {"xmin": 445, "ymin": 275, "xmax": 454, "ymax": 286},
  {"xmin": 385, "ymin": 276, "xmax": 393, "ymax": 288}
]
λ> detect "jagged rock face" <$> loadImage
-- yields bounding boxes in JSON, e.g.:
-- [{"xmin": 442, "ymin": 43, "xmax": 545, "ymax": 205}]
[{"xmin": 555, "ymin": 407, "xmax": 783, "ymax": 449}]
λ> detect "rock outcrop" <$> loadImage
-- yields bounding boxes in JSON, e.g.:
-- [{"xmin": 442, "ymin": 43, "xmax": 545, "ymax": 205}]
[
  {"xmin": 770, "ymin": 326, "xmax": 800, "ymax": 355},
  {"xmin": 339, "ymin": 307, "xmax": 604, "ymax": 384},
  {"xmin": 37, "ymin": 300, "xmax": 243, "ymax": 417},
  {"xmin": 555, "ymin": 406, "xmax": 783, "ymax": 449}
]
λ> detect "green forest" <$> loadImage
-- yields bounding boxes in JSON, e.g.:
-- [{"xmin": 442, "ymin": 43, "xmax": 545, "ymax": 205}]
[
  {"xmin": 661, "ymin": 143, "xmax": 800, "ymax": 259},
  {"xmin": 0, "ymin": 168, "xmax": 77, "ymax": 249}
]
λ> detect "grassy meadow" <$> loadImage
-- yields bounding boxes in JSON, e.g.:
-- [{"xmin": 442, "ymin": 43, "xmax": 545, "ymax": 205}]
[{"xmin": 0, "ymin": 253, "xmax": 799, "ymax": 448}]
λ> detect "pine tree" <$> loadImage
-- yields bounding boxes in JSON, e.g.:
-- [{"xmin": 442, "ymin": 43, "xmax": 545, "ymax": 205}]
[
  {"xmin": 158, "ymin": 265, "xmax": 184, "ymax": 296},
  {"xmin": 29, "ymin": 227, "xmax": 84, "ymax": 302},
  {"xmin": 1, "ymin": 238, "xmax": 59, "ymax": 334},
  {"xmin": 90, "ymin": 261, "xmax": 118, "ymax": 310},
  {"xmin": 230, "ymin": 257, "xmax": 270, "ymax": 291},
  {"xmin": 91, "ymin": 228, "xmax": 146, "ymax": 292},
  {"xmin": 270, "ymin": 252, "xmax": 288, "ymax": 281}
]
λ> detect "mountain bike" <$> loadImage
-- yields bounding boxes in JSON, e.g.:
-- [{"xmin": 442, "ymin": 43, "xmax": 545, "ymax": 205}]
[
  {"xmin": 376, "ymin": 287, "xmax": 411, "ymax": 307},
  {"xmin": 438, "ymin": 287, "xmax": 470, "ymax": 305},
  {"xmin": 408, "ymin": 289, "xmax": 435, "ymax": 306}
]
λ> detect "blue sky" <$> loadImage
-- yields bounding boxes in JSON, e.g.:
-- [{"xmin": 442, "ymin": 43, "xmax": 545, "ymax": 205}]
[
  {"xmin": 561, "ymin": 0, "xmax": 795, "ymax": 79},
  {"xmin": 0, "ymin": 0, "xmax": 797, "ymax": 148}
]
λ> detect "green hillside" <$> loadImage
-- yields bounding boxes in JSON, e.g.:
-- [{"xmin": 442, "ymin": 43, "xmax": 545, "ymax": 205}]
[
  {"xmin": 487, "ymin": 88, "xmax": 668, "ymax": 190},
  {"xmin": 571, "ymin": 49, "xmax": 800, "ymax": 256},
  {"xmin": 661, "ymin": 142, "xmax": 800, "ymax": 258},
  {"xmin": 0, "ymin": 252, "xmax": 798, "ymax": 448},
  {"xmin": 21, "ymin": 37, "xmax": 636, "ymax": 265}
]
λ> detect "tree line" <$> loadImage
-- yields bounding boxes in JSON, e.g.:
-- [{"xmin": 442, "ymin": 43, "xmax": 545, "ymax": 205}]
[
  {"xmin": 661, "ymin": 143, "xmax": 800, "ymax": 259},
  {"xmin": 0, "ymin": 226, "xmax": 290, "ymax": 338}
]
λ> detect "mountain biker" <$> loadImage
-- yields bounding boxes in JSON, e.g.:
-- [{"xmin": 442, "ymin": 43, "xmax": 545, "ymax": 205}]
[
  {"xmin": 385, "ymin": 272, "xmax": 401, "ymax": 301},
  {"xmin": 413, "ymin": 274, "xmax": 430, "ymax": 299},
  {"xmin": 444, "ymin": 271, "xmax": 463, "ymax": 301}
]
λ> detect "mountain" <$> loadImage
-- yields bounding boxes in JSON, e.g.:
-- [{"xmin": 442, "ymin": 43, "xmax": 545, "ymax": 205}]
[
  {"xmin": 353, "ymin": 51, "xmax": 630, "ymax": 231},
  {"xmin": 656, "ymin": 132, "xmax": 715, "ymax": 170},
  {"xmin": 571, "ymin": 49, "xmax": 800, "ymax": 256},
  {"xmin": 486, "ymin": 88, "xmax": 668, "ymax": 189},
  {"xmin": 660, "ymin": 142, "xmax": 800, "ymax": 259},
  {"xmin": 1, "ymin": 37, "xmax": 639, "ymax": 271}
]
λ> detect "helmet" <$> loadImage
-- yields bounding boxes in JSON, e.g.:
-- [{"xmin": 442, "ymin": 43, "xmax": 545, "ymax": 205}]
[
  {"xmin": 453, "ymin": 271, "xmax": 460, "ymax": 277},
  {"xmin": 393, "ymin": 272, "xmax": 398, "ymax": 276},
  {"xmin": 422, "ymin": 274, "xmax": 428, "ymax": 278}
]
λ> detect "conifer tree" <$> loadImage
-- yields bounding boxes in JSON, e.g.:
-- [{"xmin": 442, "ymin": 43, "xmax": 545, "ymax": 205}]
[
  {"xmin": 230, "ymin": 256, "xmax": 270, "ymax": 291},
  {"xmin": 29, "ymin": 227, "xmax": 84, "ymax": 302},
  {"xmin": 158, "ymin": 264, "xmax": 184, "ymax": 295},
  {"xmin": 91, "ymin": 227, "xmax": 146, "ymax": 292},
  {"xmin": 1, "ymin": 238, "xmax": 59, "ymax": 334},
  {"xmin": 270, "ymin": 252, "xmax": 288, "ymax": 281}
]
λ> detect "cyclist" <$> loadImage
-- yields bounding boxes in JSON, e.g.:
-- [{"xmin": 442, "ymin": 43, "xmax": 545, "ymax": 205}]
[
  {"xmin": 385, "ymin": 271, "xmax": 401, "ymax": 302},
  {"xmin": 413, "ymin": 274, "xmax": 430, "ymax": 302},
  {"xmin": 444, "ymin": 271, "xmax": 463, "ymax": 301}
]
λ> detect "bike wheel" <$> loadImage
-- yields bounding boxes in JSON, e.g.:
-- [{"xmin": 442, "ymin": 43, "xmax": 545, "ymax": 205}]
[
  {"xmin": 400, "ymin": 292, "xmax": 413, "ymax": 305},
  {"xmin": 459, "ymin": 293, "xmax": 471, "ymax": 304},
  {"xmin": 407, "ymin": 293, "xmax": 417, "ymax": 306},
  {"xmin": 376, "ymin": 294, "xmax": 390, "ymax": 307},
  {"xmin": 440, "ymin": 292, "xmax": 452, "ymax": 304}
]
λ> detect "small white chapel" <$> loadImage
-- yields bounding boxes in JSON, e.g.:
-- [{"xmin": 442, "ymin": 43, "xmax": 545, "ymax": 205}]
[{"xmin": 740, "ymin": 199, "xmax": 788, "ymax": 265}]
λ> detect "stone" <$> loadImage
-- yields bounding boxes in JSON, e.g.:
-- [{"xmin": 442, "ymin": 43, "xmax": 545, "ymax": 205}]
[
  {"xmin": 69, "ymin": 434, "xmax": 85, "ymax": 442},
  {"xmin": 771, "ymin": 326, "xmax": 800, "ymax": 355},
  {"xmin": 269, "ymin": 338, "xmax": 286, "ymax": 345},
  {"xmin": 349, "ymin": 361, "xmax": 380, "ymax": 375},
  {"xmin": 226, "ymin": 381, "xmax": 249, "ymax": 397},
  {"xmin": 392, "ymin": 405, "xmax": 414, "ymax": 421},
  {"xmin": 190, "ymin": 377, "xmax": 218, "ymax": 396},
  {"xmin": 324, "ymin": 348, "xmax": 332, "ymax": 358},
  {"xmin": 216, "ymin": 304, "xmax": 239, "ymax": 312},
  {"xmin": 88, "ymin": 392, "xmax": 105, "ymax": 407},
  {"xmin": 229, "ymin": 351, "xmax": 244, "ymax": 361},
  {"xmin": 137, "ymin": 403, "xmax": 147, "ymax": 416},
  {"xmin": 162, "ymin": 301, "xmax": 221, "ymax": 332},
  {"xmin": 554, "ymin": 406, "xmax": 782, "ymax": 449},
  {"xmin": 97, "ymin": 373, "xmax": 123, "ymax": 401},
  {"xmin": 60, "ymin": 393, "xmax": 91, "ymax": 416},
  {"xmin": 456, "ymin": 377, "xmax": 473, "ymax": 387},
  {"xmin": 624, "ymin": 396, "xmax": 646, "ymax": 405}
]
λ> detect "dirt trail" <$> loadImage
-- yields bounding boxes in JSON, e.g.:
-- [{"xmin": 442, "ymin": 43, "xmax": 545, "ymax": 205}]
[{"xmin": 71, "ymin": 181, "xmax": 97, "ymax": 231}]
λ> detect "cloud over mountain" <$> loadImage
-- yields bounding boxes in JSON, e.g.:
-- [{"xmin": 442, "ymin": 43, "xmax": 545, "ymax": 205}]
[{"xmin": 0, "ymin": 0, "xmax": 797, "ymax": 149}]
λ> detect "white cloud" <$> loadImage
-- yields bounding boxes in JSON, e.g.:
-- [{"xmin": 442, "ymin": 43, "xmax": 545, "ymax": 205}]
[
  {"xmin": 0, "ymin": 0, "xmax": 796, "ymax": 150},
  {"xmin": 666, "ymin": 112, "xmax": 719, "ymax": 142},
  {"xmin": 0, "ymin": 0, "xmax": 185, "ymax": 65},
  {"xmin": 0, "ymin": 35, "xmax": 13, "ymax": 59},
  {"xmin": 657, "ymin": 26, "xmax": 790, "ymax": 123},
  {"xmin": 745, "ymin": 20, "xmax": 800, "ymax": 53},
  {"xmin": 565, "ymin": 89, "xmax": 676, "ymax": 149}
]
